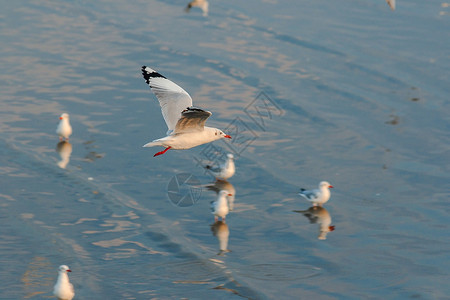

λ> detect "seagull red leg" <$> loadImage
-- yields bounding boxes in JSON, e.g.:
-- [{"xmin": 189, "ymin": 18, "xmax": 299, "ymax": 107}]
[{"xmin": 153, "ymin": 146, "xmax": 171, "ymax": 157}]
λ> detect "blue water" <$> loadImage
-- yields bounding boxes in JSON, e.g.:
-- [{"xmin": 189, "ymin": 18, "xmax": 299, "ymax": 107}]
[{"xmin": 0, "ymin": 0, "xmax": 449, "ymax": 299}]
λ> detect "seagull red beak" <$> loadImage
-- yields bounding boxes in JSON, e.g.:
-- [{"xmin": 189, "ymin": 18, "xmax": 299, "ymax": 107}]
[
  {"xmin": 224, "ymin": 135, "xmax": 231, "ymax": 139},
  {"xmin": 59, "ymin": 117, "xmax": 63, "ymax": 120},
  {"xmin": 67, "ymin": 269, "xmax": 72, "ymax": 272},
  {"xmin": 329, "ymin": 185, "xmax": 334, "ymax": 188},
  {"xmin": 329, "ymin": 226, "xmax": 335, "ymax": 231}
]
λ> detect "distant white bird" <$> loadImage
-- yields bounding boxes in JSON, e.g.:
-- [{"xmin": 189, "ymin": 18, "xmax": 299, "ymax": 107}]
[
  {"xmin": 386, "ymin": 0, "xmax": 395, "ymax": 10},
  {"xmin": 56, "ymin": 141, "xmax": 72, "ymax": 169},
  {"xmin": 53, "ymin": 265, "xmax": 75, "ymax": 300},
  {"xmin": 185, "ymin": 0, "xmax": 209, "ymax": 16},
  {"xmin": 294, "ymin": 206, "xmax": 335, "ymax": 240},
  {"xmin": 206, "ymin": 153, "xmax": 235, "ymax": 180},
  {"xmin": 298, "ymin": 181, "xmax": 333, "ymax": 207},
  {"xmin": 56, "ymin": 113, "xmax": 72, "ymax": 141},
  {"xmin": 141, "ymin": 66, "xmax": 231, "ymax": 157},
  {"xmin": 211, "ymin": 190, "xmax": 231, "ymax": 221}
]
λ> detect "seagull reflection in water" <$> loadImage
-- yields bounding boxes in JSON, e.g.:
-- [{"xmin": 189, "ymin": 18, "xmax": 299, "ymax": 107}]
[
  {"xmin": 294, "ymin": 206, "xmax": 335, "ymax": 240},
  {"xmin": 211, "ymin": 190, "xmax": 231, "ymax": 222},
  {"xmin": 185, "ymin": 0, "xmax": 209, "ymax": 16},
  {"xmin": 211, "ymin": 220, "xmax": 231, "ymax": 255},
  {"xmin": 56, "ymin": 141, "xmax": 72, "ymax": 169},
  {"xmin": 205, "ymin": 180, "xmax": 235, "ymax": 254},
  {"xmin": 386, "ymin": 0, "xmax": 395, "ymax": 11}
]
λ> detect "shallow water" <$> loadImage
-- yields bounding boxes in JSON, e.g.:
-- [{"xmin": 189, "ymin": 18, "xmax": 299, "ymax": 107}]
[{"xmin": 0, "ymin": 0, "xmax": 449, "ymax": 299}]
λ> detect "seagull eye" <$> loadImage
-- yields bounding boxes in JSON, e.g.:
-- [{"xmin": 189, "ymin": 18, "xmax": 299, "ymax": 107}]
[{"xmin": 215, "ymin": 132, "xmax": 218, "ymax": 135}]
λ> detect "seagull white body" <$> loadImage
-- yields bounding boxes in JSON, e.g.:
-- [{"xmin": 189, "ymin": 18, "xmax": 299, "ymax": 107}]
[
  {"xmin": 141, "ymin": 66, "xmax": 231, "ymax": 157},
  {"xmin": 146, "ymin": 127, "xmax": 224, "ymax": 150},
  {"xmin": 211, "ymin": 190, "xmax": 231, "ymax": 221},
  {"xmin": 185, "ymin": 0, "xmax": 209, "ymax": 16},
  {"xmin": 206, "ymin": 153, "xmax": 235, "ymax": 180},
  {"xmin": 386, "ymin": 0, "xmax": 395, "ymax": 10},
  {"xmin": 298, "ymin": 181, "xmax": 333, "ymax": 207},
  {"xmin": 295, "ymin": 207, "xmax": 335, "ymax": 240},
  {"xmin": 53, "ymin": 265, "xmax": 75, "ymax": 300},
  {"xmin": 56, "ymin": 113, "xmax": 72, "ymax": 141}
]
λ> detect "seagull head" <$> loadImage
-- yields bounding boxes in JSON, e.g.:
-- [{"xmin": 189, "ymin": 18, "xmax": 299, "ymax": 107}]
[
  {"xmin": 216, "ymin": 129, "xmax": 231, "ymax": 139},
  {"xmin": 58, "ymin": 265, "xmax": 72, "ymax": 273},
  {"xmin": 319, "ymin": 181, "xmax": 333, "ymax": 189},
  {"xmin": 59, "ymin": 113, "xmax": 69, "ymax": 120},
  {"xmin": 219, "ymin": 190, "xmax": 233, "ymax": 197}
]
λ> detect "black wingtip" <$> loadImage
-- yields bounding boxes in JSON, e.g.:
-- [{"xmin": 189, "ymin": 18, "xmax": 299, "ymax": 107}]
[
  {"xmin": 141, "ymin": 66, "xmax": 166, "ymax": 85},
  {"xmin": 182, "ymin": 106, "xmax": 209, "ymax": 113},
  {"xmin": 181, "ymin": 107, "xmax": 212, "ymax": 117},
  {"xmin": 183, "ymin": 106, "xmax": 200, "ymax": 111}
]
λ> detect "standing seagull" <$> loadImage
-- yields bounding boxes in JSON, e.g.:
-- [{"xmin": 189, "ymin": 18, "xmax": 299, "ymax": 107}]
[
  {"xmin": 56, "ymin": 113, "xmax": 72, "ymax": 141},
  {"xmin": 53, "ymin": 265, "xmax": 75, "ymax": 300},
  {"xmin": 141, "ymin": 66, "xmax": 231, "ymax": 157},
  {"xmin": 205, "ymin": 179, "xmax": 236, "ymax": 211},
  {"xmin": 386, "ymin": 0, "xmax": 395, "ymax": 10},
  {"xmin": 185, "ymin": 0, "xmax": 209, "ymax": 16},
  {"xmin": 298, "ymin": 181, "xmax": 333, "ymax": 207},
  {"xmin": 206, "ymin": 153, "xmax": 235, "ymax": 180}
]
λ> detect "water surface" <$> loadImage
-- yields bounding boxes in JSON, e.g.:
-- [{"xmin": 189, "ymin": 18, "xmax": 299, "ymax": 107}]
[{"xmin": 0, "ymin": 0, "xmax": 449, "ymax": 299}]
